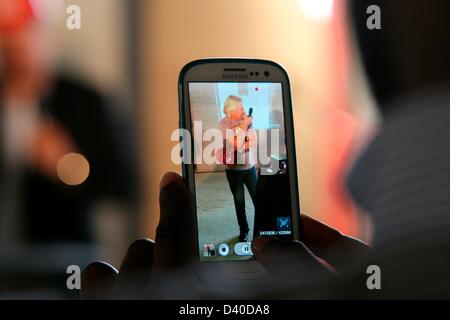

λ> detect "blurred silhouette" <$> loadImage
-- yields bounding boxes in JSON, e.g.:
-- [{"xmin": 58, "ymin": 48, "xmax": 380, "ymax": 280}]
[
  {"xmin": 0, "ymin": 0, "xmax": 137, "ymax": 296},
  {"xmin": 345, "ymin": 0, "xmax": 450, "ymax": 298}
]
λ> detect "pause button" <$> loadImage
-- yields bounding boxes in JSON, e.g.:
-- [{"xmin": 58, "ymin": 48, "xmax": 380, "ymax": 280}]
[{"xmin": 234, "ymin": 242, "xmax": 253, "ymax": 256}]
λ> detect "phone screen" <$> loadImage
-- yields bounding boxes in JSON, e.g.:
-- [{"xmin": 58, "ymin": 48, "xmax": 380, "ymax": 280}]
[{"xmin": 188, "ymin": 82, "xmax": 294, "ymax": 262}]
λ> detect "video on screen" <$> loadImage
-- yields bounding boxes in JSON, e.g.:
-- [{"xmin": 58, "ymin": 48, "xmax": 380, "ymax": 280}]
[{"xmin": 189, "ymin": 82, "xmax": 294, "ymax": 262}]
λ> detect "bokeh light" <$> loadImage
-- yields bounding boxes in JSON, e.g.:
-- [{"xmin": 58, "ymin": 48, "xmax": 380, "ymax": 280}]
[
  {"xmin": 298, "ymin": 0, "xmax": 334, "ymax": 21},
  {"xmin": 57, "ymin": 152, "xmax": 90, "ymax": 186}
]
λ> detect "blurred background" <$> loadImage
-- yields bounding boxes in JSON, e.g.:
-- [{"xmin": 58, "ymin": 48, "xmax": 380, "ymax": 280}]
[{"xmin": 0, "ymin": 0, "xmax": 380, "ymax": 298}]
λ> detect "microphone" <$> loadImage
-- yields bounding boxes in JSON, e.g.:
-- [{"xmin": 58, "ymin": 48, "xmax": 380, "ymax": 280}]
[
  {"xmin": 247, "ymin": 107, "xmax": 253, "ymax": 129},
  {"xmin": 245, "ymin": 107, "xmax": 253, "ymax": 143}
]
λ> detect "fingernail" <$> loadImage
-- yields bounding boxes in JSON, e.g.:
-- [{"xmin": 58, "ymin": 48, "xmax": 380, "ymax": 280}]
[
  {"xmin": 252, "ymin": 236, "xmax": 277, "ymax": 252},
  {"xmin": 159, "ymin": 171, "xmax": 181, "ymax": 189},
  {"xmin": 126, "ymin": 239, "xmax": 155, "ymax": 258},
  {"xmin": 81, "ymin": 261, "xmax": 118, "ymax": 299},
  {"xmin": 119, "ymin": 239, "xmax": 155, "ymax": 273}
]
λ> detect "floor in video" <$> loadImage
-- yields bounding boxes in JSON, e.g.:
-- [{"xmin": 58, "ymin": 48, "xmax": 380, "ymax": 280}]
[{"xmin": 196, "ymin": 172, "xmax": 254, "ymax": 261}]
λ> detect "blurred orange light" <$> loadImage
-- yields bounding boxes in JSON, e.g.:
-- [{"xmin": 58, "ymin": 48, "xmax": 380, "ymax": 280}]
[
  {"xmin": 0, "ymin": 0, "xmax": 34, "ymax": 34},
  {"xmin": 56, "ymin": 153, "xmax": 90, "ymax": 186}
]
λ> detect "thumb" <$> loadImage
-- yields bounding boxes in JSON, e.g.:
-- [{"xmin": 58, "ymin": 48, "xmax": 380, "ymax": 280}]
[{"xmin": 154, "ymin": 172, "xmax": 197, "ymax": 270}]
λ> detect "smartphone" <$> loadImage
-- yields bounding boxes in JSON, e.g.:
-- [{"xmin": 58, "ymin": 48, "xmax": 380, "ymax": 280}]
[{"xmin": 178, "ymin": 58, "xmax": 301, "ymax": 288}]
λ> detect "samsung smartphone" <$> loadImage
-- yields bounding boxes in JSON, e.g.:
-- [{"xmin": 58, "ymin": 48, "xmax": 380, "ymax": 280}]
[{"xmin": 178, "ymin": 58, "xmax": 301, "ymax": 288}]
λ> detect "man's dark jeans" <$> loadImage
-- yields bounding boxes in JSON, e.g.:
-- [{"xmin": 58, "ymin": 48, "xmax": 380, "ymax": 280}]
[{"xmin": 225, "ymin": 166, "xmax": 257, "ymax": 234}]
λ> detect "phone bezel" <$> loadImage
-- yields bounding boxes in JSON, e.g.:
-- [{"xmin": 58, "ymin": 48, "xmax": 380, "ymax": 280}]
[{"xmin": 178, "ymin": 58, "xmax": 302, "ymax": 283}]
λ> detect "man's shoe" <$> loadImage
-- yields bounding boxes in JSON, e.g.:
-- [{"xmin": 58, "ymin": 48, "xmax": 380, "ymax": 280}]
[{"xmin": 239, "ymin": 231, "xmax": 248, "ymax": 242}]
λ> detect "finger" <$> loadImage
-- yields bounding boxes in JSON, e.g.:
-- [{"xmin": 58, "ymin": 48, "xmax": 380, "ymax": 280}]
[
  {"xmin": 154, "ymin": 172, "xmax": 196, "ymax": 270},
  {"xmin": 116, "ymin": 239, "xmax": 155, "ymax": 295},
  {"xmin": 252, "ymin": 236, "xmax": 334, "ymax": 284},
  {"xmin": 301, "ymin": 215, "xmax": 344, "ymax": 255},
  {"xmin": 80, "ymin": 261, "xmax": 118, "ymax": 299},
  {"xmin": 301, "ymin": 215, "xmax": 370, "ymax": 271}
]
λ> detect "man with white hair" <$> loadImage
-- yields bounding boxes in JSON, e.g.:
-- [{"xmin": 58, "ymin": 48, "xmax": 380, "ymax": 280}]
[{"xmin": 219, "ymin": 95, "xmax": 257, "ymax": 243}]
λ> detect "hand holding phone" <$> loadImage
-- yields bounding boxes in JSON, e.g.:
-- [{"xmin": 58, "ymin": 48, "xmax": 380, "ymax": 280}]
[
  {"xmin": 78, "ymin": 59, "xmax": 367, "ymax": 299},
  {"xmin": 80, "ymin": 172, "xmax": 367, "ymax": 298}
]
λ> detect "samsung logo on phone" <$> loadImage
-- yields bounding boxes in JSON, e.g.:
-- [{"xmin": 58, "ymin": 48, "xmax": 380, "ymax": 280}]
[{"xmin": 222, "ymin": 74, "xmax": 249, "ymax": 80}]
